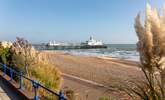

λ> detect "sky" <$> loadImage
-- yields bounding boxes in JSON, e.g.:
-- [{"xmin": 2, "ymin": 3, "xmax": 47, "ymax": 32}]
[{"xmin": 0, "ymin": 0, "xmax": 164, "ymax": 44}]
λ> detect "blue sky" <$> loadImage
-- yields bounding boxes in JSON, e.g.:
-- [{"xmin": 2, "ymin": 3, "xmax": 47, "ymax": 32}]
[{"xmin": 0, "ymin": 0, "xmax": 164, "ymax": 44}]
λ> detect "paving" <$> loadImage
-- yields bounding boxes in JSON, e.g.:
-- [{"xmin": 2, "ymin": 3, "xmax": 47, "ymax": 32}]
[
  {"xmin": 0, "ymin": 86, "xmax": 10, "ymax": 100},
  {"xmin": 0, "ymin": 77, "xmax": 22, "ymax": 100}
]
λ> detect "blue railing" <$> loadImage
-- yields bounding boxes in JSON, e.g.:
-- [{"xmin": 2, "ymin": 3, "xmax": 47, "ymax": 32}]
[{"xmin": 0, "ymin": 63, "xmax": 66, "ymax": 100}]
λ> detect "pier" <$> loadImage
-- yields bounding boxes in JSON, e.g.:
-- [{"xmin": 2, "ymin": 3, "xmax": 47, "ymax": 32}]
[{"xmin": 33, "ymin": 44, "xmax": 107, "ymax": 50}]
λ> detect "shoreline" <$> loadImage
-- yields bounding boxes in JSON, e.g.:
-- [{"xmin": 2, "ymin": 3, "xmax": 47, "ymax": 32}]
[
  {"xmin": 39, "ymin": 50, "xmax": 143, "ymax": 99},
  {"xmin": 40, "ymin": 50, "xmax": 140, "ymax": 64},
  {"xmin": 39, "ymin": 50, "xmax": 142, "ymax": 84}
]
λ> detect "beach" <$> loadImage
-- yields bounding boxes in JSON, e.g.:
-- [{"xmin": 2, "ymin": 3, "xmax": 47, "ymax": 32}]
[{"xmin": 39, "ymin": 51, "xmax": 143, "ymax": 99}]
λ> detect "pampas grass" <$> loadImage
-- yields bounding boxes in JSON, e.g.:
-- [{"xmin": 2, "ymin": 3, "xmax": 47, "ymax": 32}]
[
  {"xmin": 135, "ymin": 3, "xmax": 165, "ymax": 71},
  {"xmin": 130, "ymin": 3, "xmax": 165, "ymax": 100}
]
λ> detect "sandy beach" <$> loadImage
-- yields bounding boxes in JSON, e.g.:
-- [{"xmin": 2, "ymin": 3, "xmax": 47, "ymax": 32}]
[{"xmin": 39, "ymin": 51, "xmax": 143, "ymax": 99}]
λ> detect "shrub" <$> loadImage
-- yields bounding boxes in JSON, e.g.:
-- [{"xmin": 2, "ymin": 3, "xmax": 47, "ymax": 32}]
[
  {"xmin": 63, "ymin": 88, "xmax": 82, "ymax": 100},
  {"xmin": 22, "ymin": 62, "xmax": 62, "ymax": 99},
  {"xmin": 117, "ymin": 3, "xmax": 165, "ymax": 100},
  {"xmin": 11, "ymin": 37, "xmax": 38, "ymax": 76},
  {"xmin": 30, "ymin": 62, "xmax": 62, "ymax": 91},
  {"xmin": 0, "ymin": 46, "xmax": 11, "ymax": 64},
  {"xmin": 99, "ymin": 97, "xmax": 110, "ymax": 100},
  {"xmin": 7, "ymin": 37, "xmax": 62, "ymax": 99}
]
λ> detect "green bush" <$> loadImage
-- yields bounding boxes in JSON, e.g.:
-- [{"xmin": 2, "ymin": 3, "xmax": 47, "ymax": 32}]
[
  {"xmin": 0, "ymin": 46, "xmax": 11, "ymax": 64},
  {"xmin": 11, "ymin": 53, "xmax": 26, "ymax": 71},
  {"xmin": 99, "ymin": 96, "xmax": 110, "ymax": 100}
]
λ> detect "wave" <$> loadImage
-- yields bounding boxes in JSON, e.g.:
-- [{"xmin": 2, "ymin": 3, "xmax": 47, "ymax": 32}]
[{"xmin": 57, "ymin": 48, "xmax": 139, "ymax": 61}]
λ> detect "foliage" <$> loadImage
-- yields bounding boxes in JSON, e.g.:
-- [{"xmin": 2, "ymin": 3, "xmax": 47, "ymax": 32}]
[
  {"xmin": 10, "ymin": 37, "xmax": 62, "ymax": 99},
  {"xmin": 31, "ymin": 62, "xmax": 61, "ymax": 91},
  {"xmin": 119, "ymin": 3, "xmax": 165, "ymax": 100},
  {"xmin": 11, "ymin": 53, "xmax": 26, "ymax": 71},
  {"xmin": 0, "ymin": 46, "xmax": 11, "ymax": 64},
  {"xmin": 99, "ymin": 97, "xmax": 110, "ymax": 100},
  {"xmin": 64, "ymin": 89, "xmax": 76, "ymax": 100},
  {"xmin": 118, "ymin": 68, "xmax": 163, "ymax": 100},
  {"xmin": 11, "ymin": 37, "xmax": 38, "ymax": 75},
  {"xmin": 0, "ymin": 37, "xmax": 62, "ymax": 99},
  {"xmin": 63, "ymin": 88, "xmax": 82, "ymax": 100},
  {"xmin": 22, "ymin": 62, "xmax": 62, "ymax": 99}
]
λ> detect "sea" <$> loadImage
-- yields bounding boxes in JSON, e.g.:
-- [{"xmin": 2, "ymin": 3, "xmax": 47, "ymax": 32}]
[{"xmin": 55, "ymin": 44, "xmax": 139, "ymax": 61}]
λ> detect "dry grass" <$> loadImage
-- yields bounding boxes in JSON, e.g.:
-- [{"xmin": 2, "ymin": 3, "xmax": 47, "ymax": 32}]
[
  {"xmin": 134, "ymin": 3, "xmax": 165, "ymax": 100},
  {"xmin": 23, "ymin": 61, "xmax": 62, "ymax": 99}
]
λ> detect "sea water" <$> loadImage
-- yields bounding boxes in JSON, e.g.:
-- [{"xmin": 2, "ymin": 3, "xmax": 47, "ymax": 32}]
[{"xmin": 57, "ymin": 44, "xmax": 139, "ymax": 61}]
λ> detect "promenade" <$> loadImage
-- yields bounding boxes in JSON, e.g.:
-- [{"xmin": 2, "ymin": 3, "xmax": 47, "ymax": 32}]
[
  {"xmin": 0, "ymin": 86, "xmax": 10, "ymax": 100},
  {"xmin": 0, "ymin": 76, "xmax": 23, "ymax": 100}
]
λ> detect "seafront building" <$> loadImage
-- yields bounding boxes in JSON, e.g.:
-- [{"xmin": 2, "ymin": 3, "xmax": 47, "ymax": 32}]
[
  {"xmin": 0, "ymin": 41, "xmax": 12, "ymax": 48},
  {"xmin": 82, "ymin": 36, "xmax": 103, "ymax": 46}
]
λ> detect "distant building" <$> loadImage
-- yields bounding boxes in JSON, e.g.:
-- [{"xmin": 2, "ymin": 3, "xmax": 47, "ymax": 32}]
[
  {"xmin": 82, "ymin": 36, "xmax": 103, "ymax": 46},
  {"xmin": 0, "ymin": 41, "xmax": 12, "ymax": 48}
]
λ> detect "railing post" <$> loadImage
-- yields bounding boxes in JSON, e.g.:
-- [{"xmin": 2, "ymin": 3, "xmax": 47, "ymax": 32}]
[
  {"xmin": 59, "ymin": 91, "xmax": 65, "ymax": 100},
  {"xmin": 32, "ymin": 80, "xmax": 39, "ymax": 100},
  {"xmin": 19, "ymin": 71, "xmax": 23, "ymax": 90},
  {"xmin": 9, "ymin": 67, "xmax": 13, "ymax": 81},
  {"xmin": 3, "ymin": 64, "xmax": 6, "ymax": 76}
]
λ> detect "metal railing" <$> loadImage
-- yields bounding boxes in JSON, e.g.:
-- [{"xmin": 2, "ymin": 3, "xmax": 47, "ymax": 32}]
[{"xmin": 0, "ymin": 63, "xmax": 66, "ymax": 100}]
